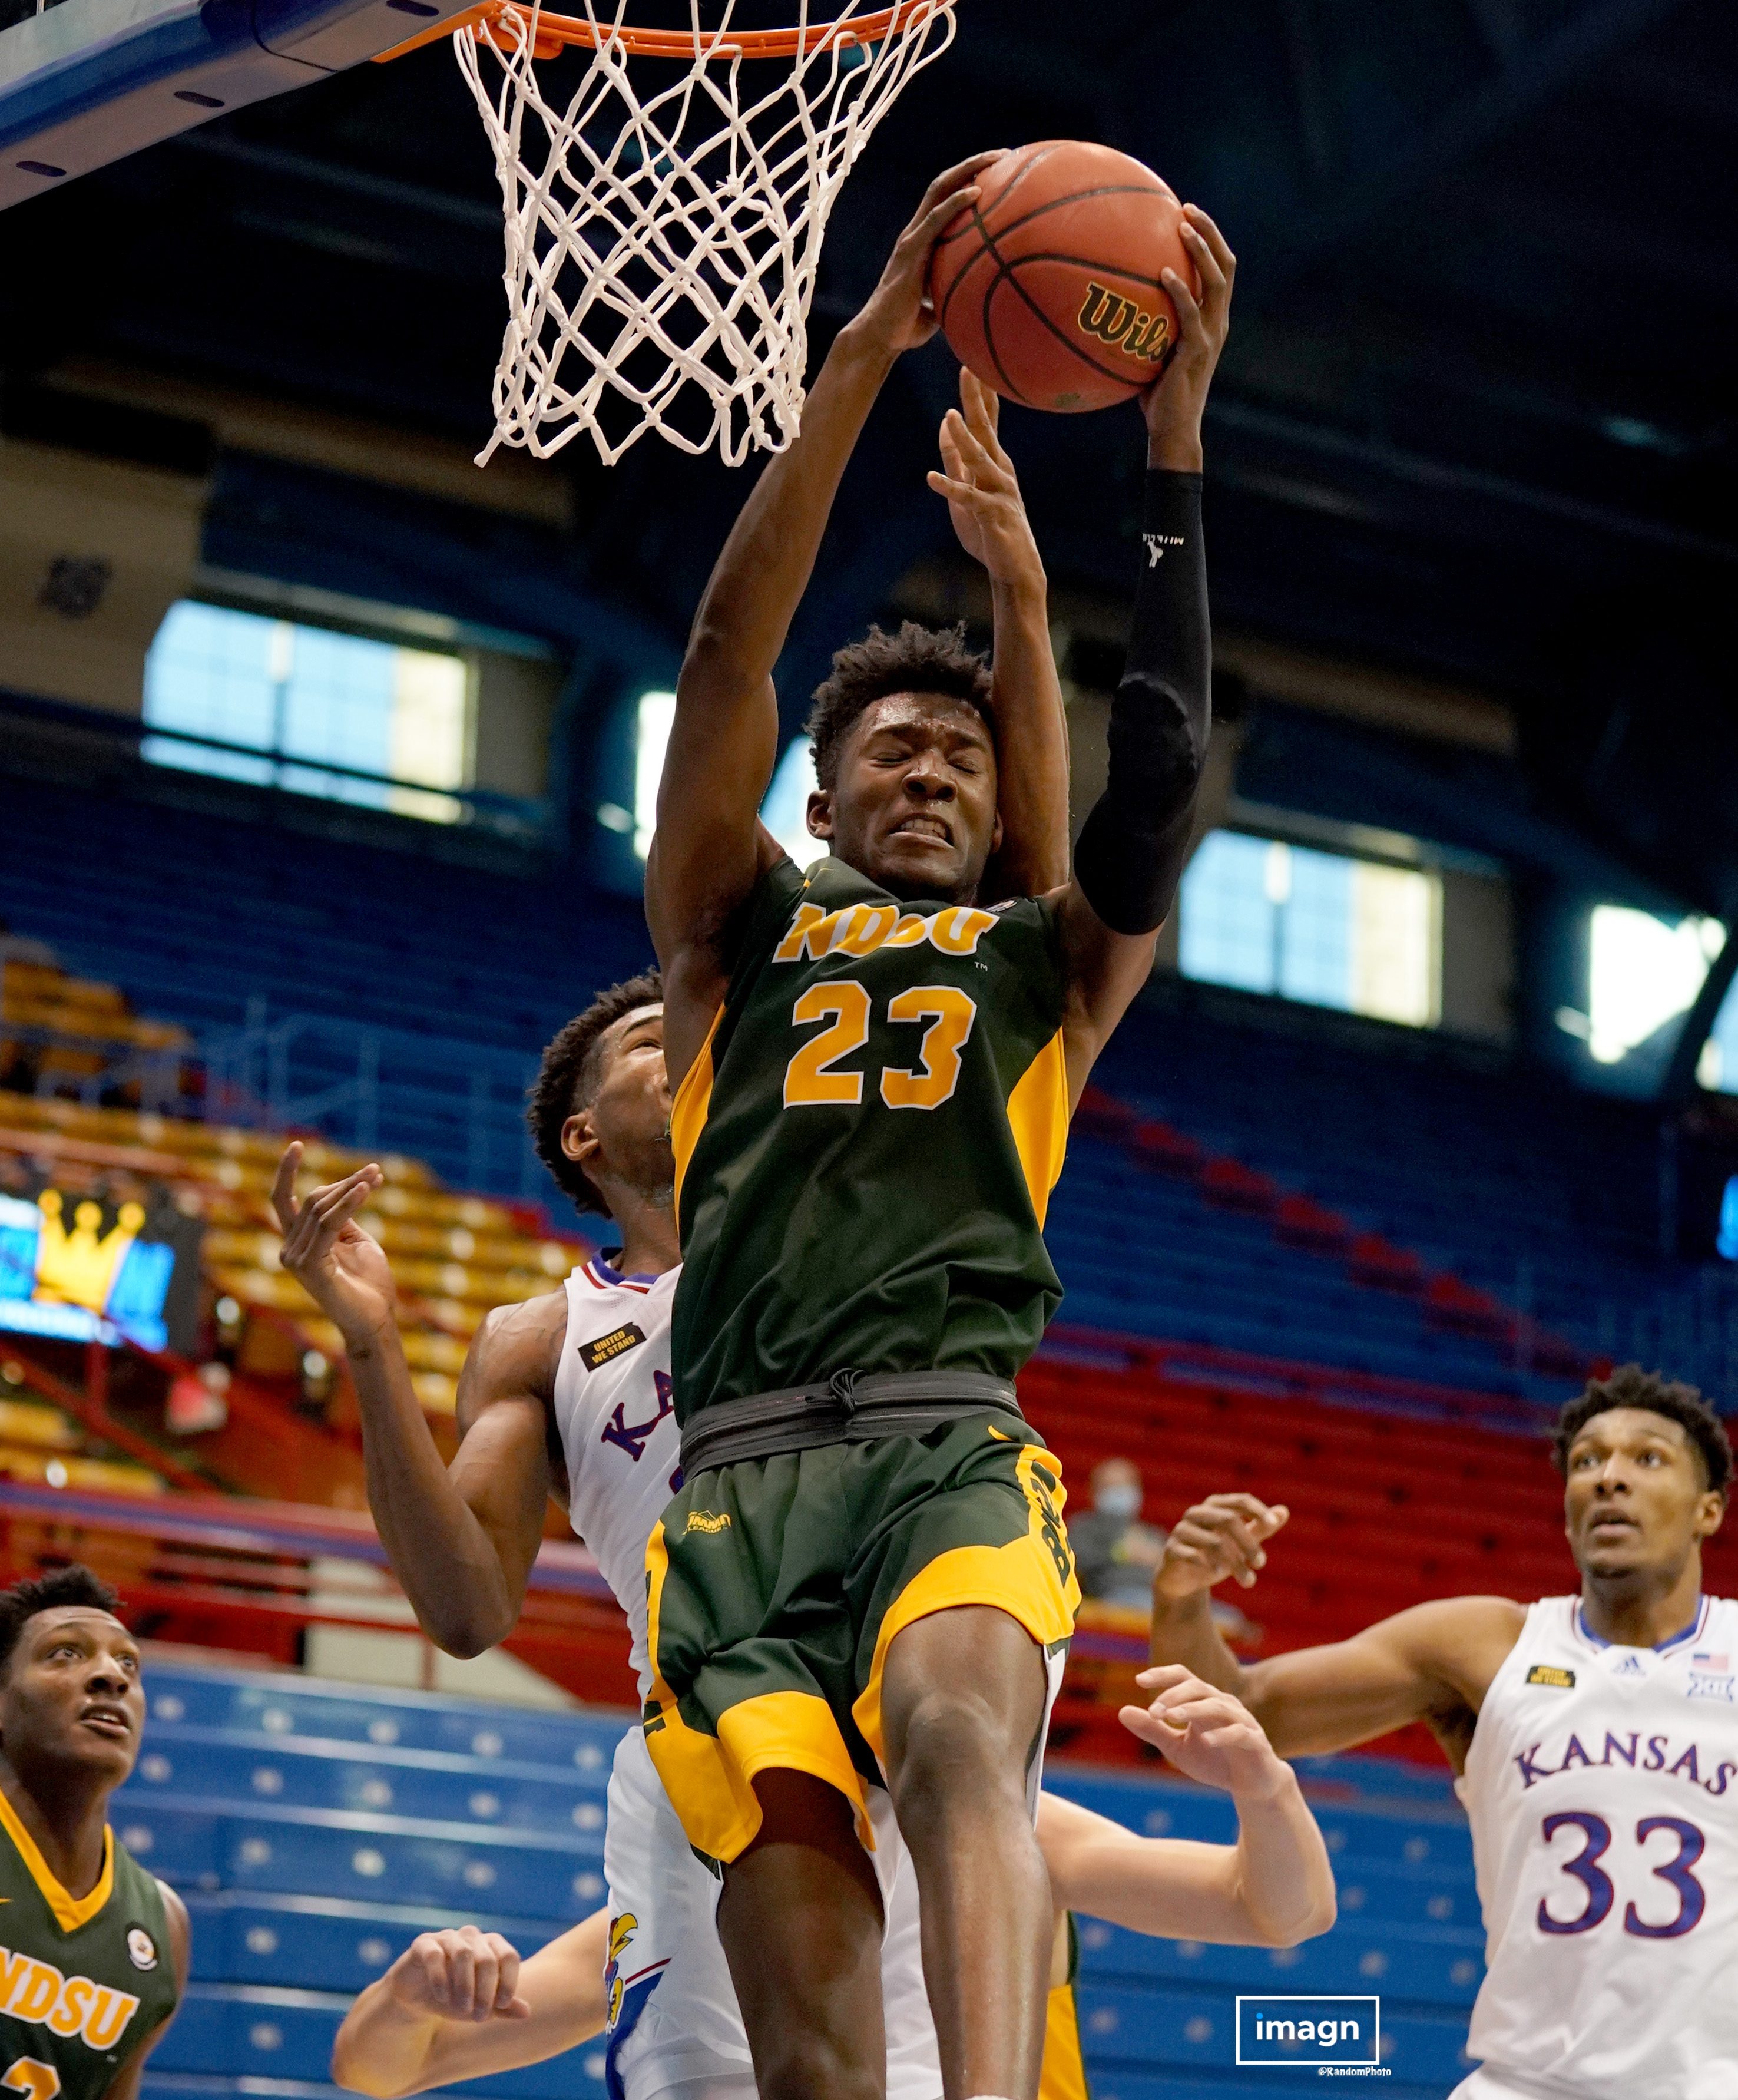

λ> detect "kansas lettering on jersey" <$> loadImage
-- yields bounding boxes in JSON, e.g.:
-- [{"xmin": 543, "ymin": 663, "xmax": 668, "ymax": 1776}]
[
  {"xmin": 0, "ymin": 1791, "xmax": 177, "ymax": 2100},
  {"xmin": 553, "ymin": 1255, "xmax": 683, "ymax": 1699},
  {"xmin": 668, "ymin": 856, "xmax": 1071, "ymax": 1423},
  {"xmin": 1456, "ymin": 1593, "xmax": 1738, "ymax": 2097}
]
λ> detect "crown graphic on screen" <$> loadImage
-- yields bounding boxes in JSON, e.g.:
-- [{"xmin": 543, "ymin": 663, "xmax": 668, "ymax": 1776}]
[{"xmin": 34, "ymin": 1191, "xmax": 147, "ymax": 1314}]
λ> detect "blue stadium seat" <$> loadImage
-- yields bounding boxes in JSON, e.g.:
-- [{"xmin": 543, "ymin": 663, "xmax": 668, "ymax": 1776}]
[
  {"xmin": 1079, "ymin": 1980, "xmax": 1473, "ymax": 2089},
  {"xmin": 153, "ymin": 1983, "xmax": 605, "ymax": 2098},
  {"xmin": 180, "ymin": 1892, "xmax": 562, "ymax": 1993},
  {"xmin": 130, "ymin": 1662, "xmax": 1488, "ymax": 2100},
  {"xmin": 146, "ymin": 1669, "xmax": 626, "ymax": 1771},
  {"xmin": 133, "ymin": 1724, "xmax": 610, "ymax": 1831},
  {"xmin": 111, "ymin": 1795, "xmax": 605, "ymax": 1918}
]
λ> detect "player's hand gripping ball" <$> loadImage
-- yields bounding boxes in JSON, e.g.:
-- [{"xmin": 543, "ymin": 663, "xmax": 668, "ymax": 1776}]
[{"xmin": 927, "ymin": 139, "xmax": 1202, "ymax": 412}]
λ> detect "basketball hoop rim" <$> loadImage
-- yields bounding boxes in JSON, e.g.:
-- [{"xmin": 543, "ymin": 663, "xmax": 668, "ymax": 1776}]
[{"xmin": 375, "ymin": 0, "xmax": 945, "ymax": 65}]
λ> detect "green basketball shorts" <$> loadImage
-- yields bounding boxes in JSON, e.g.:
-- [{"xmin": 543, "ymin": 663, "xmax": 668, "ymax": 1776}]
[{"xmin": 643, "ymin": 1416, "xmax": 1079, "ymax": 1864}]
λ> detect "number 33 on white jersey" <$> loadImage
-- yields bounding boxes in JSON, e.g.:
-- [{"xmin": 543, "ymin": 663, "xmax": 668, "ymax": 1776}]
[{"xmin": 1456, "ymin": 1594, "xmax": 1738, "ymax": 2099}]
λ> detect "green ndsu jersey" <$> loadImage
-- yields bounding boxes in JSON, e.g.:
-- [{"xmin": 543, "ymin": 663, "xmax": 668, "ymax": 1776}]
[
  {"xmin": 0, "ymin": 1791, "xmax": 177, "ymax": 2100},
  {"xmin": 669, "ymin": 854, "xmax": 1071, "ymax": 1423}
]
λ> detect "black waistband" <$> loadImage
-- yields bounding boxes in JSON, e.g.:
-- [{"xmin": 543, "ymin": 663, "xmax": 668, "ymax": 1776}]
[{"xmin": 678, "ymin": 1369, "xmax": 1025, "ymax": 1474}]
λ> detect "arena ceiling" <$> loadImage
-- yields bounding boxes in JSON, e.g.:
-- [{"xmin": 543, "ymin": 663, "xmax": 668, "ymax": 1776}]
[{"xmin": 2, "ymin": 0, "xmax": 1736, "ymax": 913}]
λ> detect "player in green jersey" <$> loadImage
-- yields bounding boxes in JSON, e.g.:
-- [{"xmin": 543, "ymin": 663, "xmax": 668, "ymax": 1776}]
[
  {"xmin": 645, "ymin": 141, "xmax": 1234, "ymax": 2100},
  {"xmin": 0, "ymin": 1567, "xmax": 186, "ymax": 2100}
]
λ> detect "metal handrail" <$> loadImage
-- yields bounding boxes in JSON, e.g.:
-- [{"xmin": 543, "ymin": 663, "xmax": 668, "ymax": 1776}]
[
  {"xmin": 0, "ymin": 681, "xmax": 549, "ymax": 841},
  {"xmin": 200, "ymin": 1013, "xmax": 545, "ymax": 1195}
]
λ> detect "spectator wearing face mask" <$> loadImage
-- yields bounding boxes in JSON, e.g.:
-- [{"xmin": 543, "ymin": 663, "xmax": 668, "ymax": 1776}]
[
  {"xmin": 1070, "ymin": 1457, "xmax": 1170, "ymax": 1609},
  {"xmin": 1071, "ymin": 1459, "xmax": 1262, "ymax": 1646}
]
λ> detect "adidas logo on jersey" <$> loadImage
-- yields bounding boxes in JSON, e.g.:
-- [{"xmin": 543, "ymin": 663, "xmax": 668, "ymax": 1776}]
[{"xmin": 1612, "ymin": 1653, "xmax": 1646, "ymax": 1678}]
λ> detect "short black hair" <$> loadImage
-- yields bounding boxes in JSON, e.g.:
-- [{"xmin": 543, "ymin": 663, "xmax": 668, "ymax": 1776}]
[
  {"xmin": 527, "ymin": 972, "xmax": 663, "ymax": 1214},
  {"xmin": 0, "ymin": 1566, "xmax": 123, "ymax": 1679},
  {"xmin": 805, "ymin": 621, "xmax": 994, "ymax": 791},
  {"xmin": 1551, "ymin": 1363, "xmax": 1733, "ymax": 1498}
]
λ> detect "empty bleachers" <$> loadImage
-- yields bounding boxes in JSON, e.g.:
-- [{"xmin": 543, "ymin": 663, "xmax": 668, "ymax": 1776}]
[
  {"xmin": 134, "ymin": 1667, "xmax": 613, "ymax": 2100},
  {"xmin": 1089, "ymin": 991, "xmax": 1731, "ymax": 1395},
  {"xmin": 1048, "ymin": 1132, "xmax": 1554, "ymax": 1397},
  {"xmin": 0, "ymin": 1372, "xmax": 164, "ymax": 1494},
  {"xmin": 132, "ymin": 1661, "xmax": 1485, "ymax": 2100},
  {"xmin": 3, "ymin": 768, "xmax": 1726, "ymax": 1411},
  {"xmin": 0, "ymin": 775, "xmax": 647, "ymax": 1061},
  {"xmin": 0, "ymin": 1091, "xmax": 587, "ymax": 1417}
]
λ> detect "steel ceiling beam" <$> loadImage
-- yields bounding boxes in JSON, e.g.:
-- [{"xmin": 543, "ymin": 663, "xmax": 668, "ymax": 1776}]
[
  {"xmin": 1204, "ymin": 394, "xmax": 1738, "ymax": 570},
  {"xmin": 1243, "ymin": 0, "xmax": 1699, "ymax": 312}
]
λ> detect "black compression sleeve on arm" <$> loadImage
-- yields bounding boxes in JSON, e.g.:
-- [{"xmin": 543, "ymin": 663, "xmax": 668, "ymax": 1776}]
[{"xmin": 1071, "ymin": 470, "xmax": 1210, "ymax": 936}]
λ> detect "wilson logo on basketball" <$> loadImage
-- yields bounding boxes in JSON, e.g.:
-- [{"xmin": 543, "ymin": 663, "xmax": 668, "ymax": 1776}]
[{"xmin": 1077, "ymin": 283, "xmax": 1176, "ymax": 366}]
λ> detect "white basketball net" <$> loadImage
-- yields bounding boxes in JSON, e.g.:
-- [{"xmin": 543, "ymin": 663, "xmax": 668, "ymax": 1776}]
[{"xmin": 453, "ymin": 0, "xmax": 957, "ymax": 467}]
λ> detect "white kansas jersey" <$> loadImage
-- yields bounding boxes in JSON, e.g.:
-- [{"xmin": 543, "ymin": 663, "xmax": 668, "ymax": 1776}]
[
  {"xmin": 1455, "ymin": 1593, "xmax": 1738, "ymax": 2100},
  {"xmin": 552, "ymin": 1254, "xmax": 681, "ymax": 1700}
]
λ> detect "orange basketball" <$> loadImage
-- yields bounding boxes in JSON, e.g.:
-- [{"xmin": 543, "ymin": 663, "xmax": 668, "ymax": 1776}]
[{"xmin": 927, "ymin": 140, "xmax": 1200, "ymax": 414}]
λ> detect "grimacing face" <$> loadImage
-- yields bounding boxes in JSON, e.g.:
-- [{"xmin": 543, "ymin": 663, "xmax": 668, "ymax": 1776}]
[
  {"xmin": 1561, "ymin": 1405, "xmax": 1725, "ymax": 1582},
  {"xmin": 0, "ymin": 1606, "xmax": 144, "ymax": 1784},
  {"xmin": 808, "ymin": 693, "xmax": 1003, "ymax": 904},
  {"xmin": 561, "ymin": 1003, "xmax": 674, "ymax": 1198}
]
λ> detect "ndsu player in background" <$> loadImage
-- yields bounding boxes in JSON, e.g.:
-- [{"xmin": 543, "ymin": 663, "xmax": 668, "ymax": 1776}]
[
  {"xmin": 0, "ymin": 1567, "xmax": 186, "ymax": 2100},
  {"xmin": 1146, "ymin": 1364, "xmax": 1736, "ymax": 2099}
]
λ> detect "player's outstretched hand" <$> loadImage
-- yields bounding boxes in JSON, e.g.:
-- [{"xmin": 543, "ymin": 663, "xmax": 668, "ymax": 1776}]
[
  {"xmin": 1142, "ymin": 202, "xmax": 1235, "ymax": 472},
  {"xmin": 271, "ymin": 1140, "xmax": 395, "ymax": 1349},
  {"xmin": 928, "ymin": 368, "xmax": 1043, "ymax": 590},
  {"xmin": 1118, "ymin": 1665, "xmax": 1289, "ymax": 1799},
  {"xmin": 856, "ymin": 151, "xmax": 1005, "ymax": 356},
  {"xmin": 1153, "ymin": 1491, "xmax": 1289, "ymax": 1601},
  {"xmin": 388, "ymin": 1927, "xmax": 531, "ymax": 2024}
]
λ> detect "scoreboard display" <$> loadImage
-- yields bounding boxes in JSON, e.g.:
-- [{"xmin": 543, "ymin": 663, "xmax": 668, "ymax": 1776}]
[{"xmin": 0, "ymin": 1174, "xmax": 203, "ymax": 1353}]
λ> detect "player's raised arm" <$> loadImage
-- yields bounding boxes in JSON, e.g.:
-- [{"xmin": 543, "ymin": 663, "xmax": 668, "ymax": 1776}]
[
  {"xmin": 928, "ymin": 366, "xmax": 1071, "ymax": 898},
  {"xmin": 332, "ymin": 1917, "xmax": 607, "ymax": 2099},
  {"xmin": 1051, "ymin": 204, "xmax": 1233, "ymax": 1099},
  {"xmin": 646, "ymin": 151, "xmax": 1002, "ymax": 1085},
  {"xmin": 272, "ymin": 1143, "xmax": 556, "ymax": 1658},
  {"xmin": 1146, "ymin": 1490, "xmax": 1525, "ymax": 1763},
  {"xmin": 1039, "ymin": 1676, "xmax": 1335, "ymax": 1948}
]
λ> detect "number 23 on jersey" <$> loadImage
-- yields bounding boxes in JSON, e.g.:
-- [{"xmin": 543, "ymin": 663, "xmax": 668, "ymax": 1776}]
[
  {"xmin": 4, "ymin": 2062, "xmax": 60, "ymax": 2100},
  {"xmin": 784, "ymin": 984, "xmax": 976, "ymax": 1113}
]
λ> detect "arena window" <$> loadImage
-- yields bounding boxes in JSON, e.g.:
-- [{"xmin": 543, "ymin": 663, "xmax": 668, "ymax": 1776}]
[
  {"xmin": 759, "ymin": 736, "xmax": 826, "ymax": 869},
  {"xmin": 1580, "ymin": 904, "xmax": 1724, "ymax": 1069},
  {"xmin": 627, "ymin": 710, "xmax": 824, "ymax": 869},
  {"xmin": 1697, "ymin": 958, "xmax": 1738, "ymax": 1095},
  {"xmin": 141, "ymin": 600, "xmax": 474, "ymax": 822},
  {"xmin": 631, "ymin": 690, "xmax": 677, "ymax": 859},
  {"xmin": 1178, "ymin": 830, "xmax": 1441, "ymax": 1028}
]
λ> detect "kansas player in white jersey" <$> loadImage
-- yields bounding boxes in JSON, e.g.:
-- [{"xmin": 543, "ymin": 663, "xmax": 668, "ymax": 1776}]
[
  {"xmin": 279, "ymin": 977, "xmax": 1338, "ymax": 2100},
  {"xmin": 1146, "ymin": 1363, "xmax": 1734, "ymax": 2098}
]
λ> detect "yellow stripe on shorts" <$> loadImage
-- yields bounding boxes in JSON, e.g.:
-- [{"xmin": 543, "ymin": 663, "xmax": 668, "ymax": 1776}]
[
  {"xmin": 852, "ymin": 1438, "xmax": 1080, "ymax": 1766},
  {"xmin": 642, "ymin": 1516, "xmax": 873, "ymax": 1863}
]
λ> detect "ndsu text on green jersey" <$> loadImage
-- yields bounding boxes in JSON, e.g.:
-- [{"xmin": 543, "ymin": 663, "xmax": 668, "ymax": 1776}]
[
  {"xmin": 0, "ymin": 1791, "xmax": 177, "ymax": 2100},
  {"xmin": 669, "ymin": 856, "xmax": 1071, "ymax": 1420}
]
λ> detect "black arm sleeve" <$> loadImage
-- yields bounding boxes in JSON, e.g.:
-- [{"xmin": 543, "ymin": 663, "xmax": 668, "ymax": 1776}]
[{"xmin": 1071, "ymin": 469, "xmax": 1210, "ymax": 937}]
